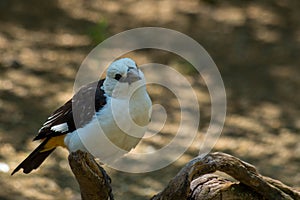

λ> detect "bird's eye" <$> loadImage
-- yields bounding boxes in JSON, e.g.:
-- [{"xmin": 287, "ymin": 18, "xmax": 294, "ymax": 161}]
[
  {"xmin": 114, "ymin": 74, "xmax": 122, "ymax": 81},
  {"xmin": 127, "ymin": 67, "xmax": 134, "ymax": 72}
]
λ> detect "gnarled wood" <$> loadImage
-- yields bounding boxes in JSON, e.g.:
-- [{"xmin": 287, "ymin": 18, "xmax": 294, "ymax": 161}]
[
  {"xmin": 190, "ymin": 174, "xmax": 263, "ymax": 200},
  {"xmin": 68, "ymin": 150, "xmax": 114, "ymax": 200},
  {"xmin": 68, "ymin": 151, "xmax": 300, "ymax": 200}
]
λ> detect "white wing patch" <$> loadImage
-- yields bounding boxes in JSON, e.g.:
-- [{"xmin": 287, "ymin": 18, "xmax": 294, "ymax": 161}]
[{"xmin": 51, "ymin": 123, "xmax": 69, "ymax": 133}]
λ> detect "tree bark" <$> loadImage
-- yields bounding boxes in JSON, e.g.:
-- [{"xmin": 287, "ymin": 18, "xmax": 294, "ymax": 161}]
[
  {"xmin": 68, "ymin": 151, "xmax": 114, "ymax": 200},
  {"xmin": 68, "ymin": 151, "xmax": 300, "ymax": 200}
]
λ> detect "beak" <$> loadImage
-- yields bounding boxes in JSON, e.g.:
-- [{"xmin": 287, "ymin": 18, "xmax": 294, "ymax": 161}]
[{"xmin": 120, "ymin": 68, "xmax": 141, "ymax": 84}]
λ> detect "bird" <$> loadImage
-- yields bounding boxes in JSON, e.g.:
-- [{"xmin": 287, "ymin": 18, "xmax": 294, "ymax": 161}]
[{"xmin": 11, "ymin": 58, "xmax": 152, "ymax": 175}]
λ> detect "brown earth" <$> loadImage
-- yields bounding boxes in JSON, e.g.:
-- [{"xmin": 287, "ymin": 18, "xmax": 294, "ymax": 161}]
[{"xmin": 0, "ymin": 0, "xmax": 300, "ymax": 199}]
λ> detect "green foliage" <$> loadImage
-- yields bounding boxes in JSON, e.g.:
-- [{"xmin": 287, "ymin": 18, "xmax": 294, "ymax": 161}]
[
  {"xmin": 88, "ymin": 19, "xmax": 108, "ymax": 44},
  {"xmin": 202, "ymin": 0, "xmax": 219, "ymax": 5},
  {"xmin": 176, "ymin": 60, "xmax": 198, "ymax": 76}
]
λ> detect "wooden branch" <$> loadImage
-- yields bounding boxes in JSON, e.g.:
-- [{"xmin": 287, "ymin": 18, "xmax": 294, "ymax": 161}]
[
  {"xmin": 68, "ymin": 150, "xmax": 114, "ymax": 200},
  {"xmin": 189, "ymin": 174, "xmax": 264, "ymax": 199},
  {"xmin": 263, "ymin": 176, "xmax": 300, "ymax": 200},
  {"xmin": 68, "ymin": 151, "xmax": 300, "ymax": 200},
  {"xmin": 152, "ymin": 152, "xmax": 300, "ymax": 200}
]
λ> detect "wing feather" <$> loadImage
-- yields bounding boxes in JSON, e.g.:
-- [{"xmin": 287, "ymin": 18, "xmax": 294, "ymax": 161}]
[{"xmin": 33, "ymin": 79, "xmax": 106, "ymax": 140}]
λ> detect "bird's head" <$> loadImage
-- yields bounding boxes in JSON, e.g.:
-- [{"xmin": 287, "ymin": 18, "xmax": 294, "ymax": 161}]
[{"xmin": 103, "ymin": 58, "xmax": 146, "ymax": 98}]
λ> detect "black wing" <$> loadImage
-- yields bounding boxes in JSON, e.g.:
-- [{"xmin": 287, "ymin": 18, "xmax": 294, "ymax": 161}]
[{"xmin": 33, "ymin": 79, "xmax": 107, "ymax": 140}]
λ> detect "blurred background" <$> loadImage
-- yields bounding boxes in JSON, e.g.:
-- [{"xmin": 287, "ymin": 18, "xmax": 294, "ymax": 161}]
[{"xmin": 1, "ymin": 0, "xmax": 300, "ymax": 199}]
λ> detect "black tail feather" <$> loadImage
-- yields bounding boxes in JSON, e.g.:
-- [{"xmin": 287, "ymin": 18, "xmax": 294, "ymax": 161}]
[{"xmin": 11, "ymin": 138, "xmax": 55, "ymax": 175}]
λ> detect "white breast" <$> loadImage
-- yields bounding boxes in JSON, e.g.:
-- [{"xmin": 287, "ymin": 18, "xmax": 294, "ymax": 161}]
[{"xmin": 64, "ymin": 89, "xmax": 151, "ymax": 163}]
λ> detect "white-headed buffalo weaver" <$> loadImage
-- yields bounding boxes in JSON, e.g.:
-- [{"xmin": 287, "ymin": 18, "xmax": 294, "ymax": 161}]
[{"xmin": 12, "ymin": 58, "xmax": 152, "ymax": 175}]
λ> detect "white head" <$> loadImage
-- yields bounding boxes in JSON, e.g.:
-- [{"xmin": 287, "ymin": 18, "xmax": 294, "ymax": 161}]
[{"xmin": 103, "ymin": 58, "xmax": 146, "ymax": 98}]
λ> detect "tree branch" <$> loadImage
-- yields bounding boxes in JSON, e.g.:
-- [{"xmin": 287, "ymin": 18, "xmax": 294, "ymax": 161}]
[
  {"xmin": 152, "ymin": 152, "xmax": 300, "ymax": 200},
  {"xmin": 68, "ymin": 151, "xmax": 300, "ymax": 200},
  {"xmin": 68, "ymin": 150, "xmax": 114, "ymax": 200}
]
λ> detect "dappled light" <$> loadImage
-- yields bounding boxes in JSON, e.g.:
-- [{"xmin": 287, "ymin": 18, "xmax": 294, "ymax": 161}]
[{"xmin": 1, "ymin": 0, "xmax": 300, "ymax": 199}]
